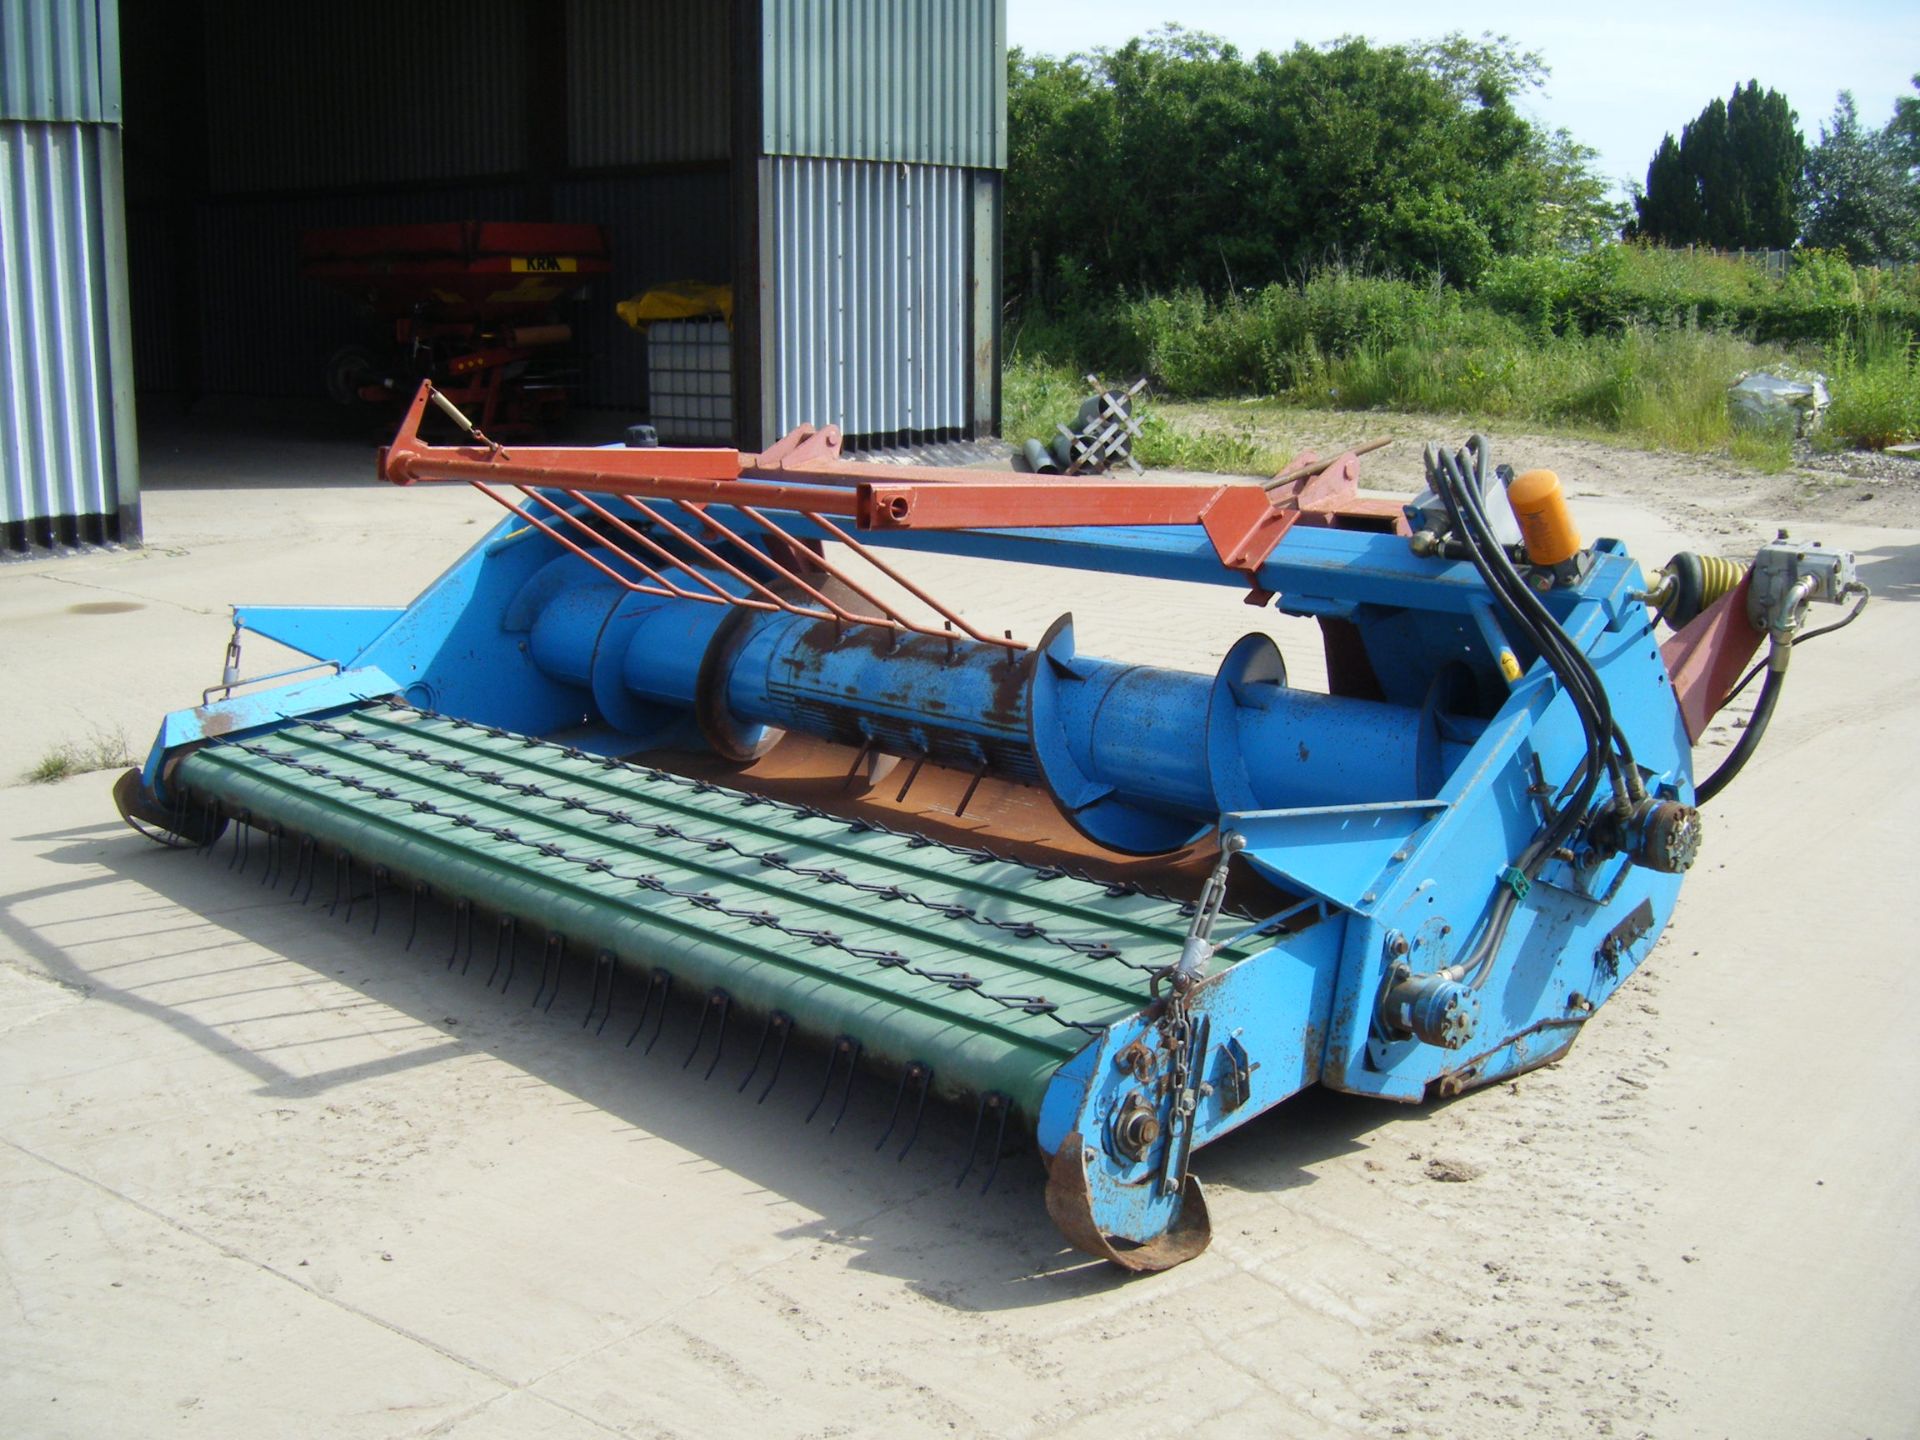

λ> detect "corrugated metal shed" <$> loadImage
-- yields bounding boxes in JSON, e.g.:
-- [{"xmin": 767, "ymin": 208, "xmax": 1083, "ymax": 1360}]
[
  {"xmin": 1, "ymin": 119, "xmax": 137, "ymax": 550},
  {"xmin": 1, "ymin": 0, "xmax": 135, "ymax": 554},
  {"xmin": 760, "ymin": 0, "xmax": 1005, "ymax": 169},
  {"xmin": 201, "ymin": 0, "xmax": 527, "ymax": 193},
  {"xmin": 768, "ymin": 157, "xmax": 970, "ymax": 441},
  {"xmin": 0, "ymin": 0, "xmax": 120, "ymax": 123},
  {"xmin": 567, "ymin": 0, "xmax": 729, "ymax": 169}
]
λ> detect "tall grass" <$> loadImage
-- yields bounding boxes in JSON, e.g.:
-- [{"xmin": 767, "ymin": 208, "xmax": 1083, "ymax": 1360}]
[
  {"xmin": 1008, "ymin": 248, "xmax": 1920, "ymax": 468},
  {"xmin": 1824, "ymin": 324, "xmax": 1920, "ymax": 449}
]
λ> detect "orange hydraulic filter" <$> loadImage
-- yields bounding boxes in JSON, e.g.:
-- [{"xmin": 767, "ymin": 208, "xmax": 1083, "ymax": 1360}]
[{"xmin": 1506, "ymin": 468, "xmax": 1582, "ymax": 566}]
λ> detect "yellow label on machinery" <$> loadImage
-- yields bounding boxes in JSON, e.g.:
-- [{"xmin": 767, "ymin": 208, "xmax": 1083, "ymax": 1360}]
[{"xmin": 510, "ymin": 255, "xmax": 578, "ymax": 273}]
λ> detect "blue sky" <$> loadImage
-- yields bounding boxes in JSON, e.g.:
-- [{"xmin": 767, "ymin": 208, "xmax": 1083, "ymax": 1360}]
[{"xmin": 1007, "ymin": 2, "xmax": 1920, "ymax": 199}]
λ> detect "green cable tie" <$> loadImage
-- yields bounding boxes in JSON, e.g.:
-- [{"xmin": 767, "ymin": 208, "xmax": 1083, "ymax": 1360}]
[{"xmin": 1498, "ymin": 865, "xmax": 1531, "ymax": 900}]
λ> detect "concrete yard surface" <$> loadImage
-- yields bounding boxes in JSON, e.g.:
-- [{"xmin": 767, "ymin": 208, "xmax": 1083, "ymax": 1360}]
[{"xmin": 3, "ymin": 419, "xmax": 1918, "ymax": 1438}]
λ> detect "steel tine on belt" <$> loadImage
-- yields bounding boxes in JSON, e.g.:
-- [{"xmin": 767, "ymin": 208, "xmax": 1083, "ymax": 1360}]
[
  {"xmin": 369, "ymin": 865, "xmax": 388, "ymax": 934},
  {"xmin": 229, "ymin": 810, "xmax": 250, "ymax": 872},
  {"xmin": 543, "ymin": 935, "xmax": 566, "ymax": 1013},
  {"xmin": 643, "ymin": 969, "xmax": 673, "ymax": 1053},
  {"xmin": 806, "ymin": 1035, "xmax": 861, "ymax": 1128},
  {"xmin": 828, "ymin": 1038, "xmax": 863, "ymax": 1131},
  {"xmin": 295, "ymin": 836, "xmax": 316, "ymax": 904},
  {"xmin": 487, "ymin": 915, "xmax": 515, "ymax": 989},
  {"xmin": 329, "ymin": 850, "xmax": 346, "ymax": 916},
  {"xmin": 976, "ymin": 1095, "xmax": 1011, "ymax": 1195},
  {"xmin": 625, "ymin": 971, "xmax": 672, "ymax": 1059},
  {"xmin": 529, "ymin": 934, "xmax": 551, "ymax": 1006},
  {"xmin": 874, "ymin": 1061, "xmax": 931, "ymax": 1156},
  {"xmin": 594, "ymin": 955, "xmax": 617, "ymax": 1036},
  {"xmin": 532, "ymin": 933, "xmax": 563, "ymax": 1010},
  {"xmin": 706, "ymin": 990, "xmax": 733, "ymax": 1082},
  {"xmin": 624, "ymin": 966, "xmax": 669, "ymax": 1049},
  {"xmin": 459, "ymin": 902, "xmax": 477, "ymax": 975},
  {"xmin": 341, "ymin": 854, "xmax": 356, "ymax": 922},
  {"xmin": 582, "ymin": 949, "xmax": 613, "ymax": 1030},
  {"xmin": 738, "ymin": 1010, "xmax": 791, "ymax": 1098},
  {"xmin": 405, "ymin": 880, "xmax": 427, "ymax": 950},
  {"xmin": 448, "ymin": 899, "xmax": 470, "ymax": 971},
  {"xmin": 895, "ymin": 1065, "xmax": 933, "ymax": 1160},
  {"xmin": 683, "ymin": 987, "xmax": 725, "ymax": 1070},
  {"xmin": 956, "ymin": 1092, "xmax": 1010, "ymax": 1193}
]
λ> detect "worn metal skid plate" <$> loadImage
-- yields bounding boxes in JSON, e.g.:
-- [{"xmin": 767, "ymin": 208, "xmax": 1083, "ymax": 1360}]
[{"xmin": 176, "ymin": 704, "xmax": 1215, "ymax": 1113}]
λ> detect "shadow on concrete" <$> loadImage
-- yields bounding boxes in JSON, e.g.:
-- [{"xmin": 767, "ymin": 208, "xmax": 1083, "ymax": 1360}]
[
  {"xmin": 1851, "ymin": 539, "xmax": 1920, "ymax": 606},
  {"xmin": 6, "ymin": 814, "xmax": 1423, "ymax": 1311},
  {"xmin": 137, "ymin": 397, "xmax": 639, "ymax": 493}
]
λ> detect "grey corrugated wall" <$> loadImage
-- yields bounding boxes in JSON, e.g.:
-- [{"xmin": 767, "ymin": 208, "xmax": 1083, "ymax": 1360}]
[
  {"xmin": 769, "ymin": 157, "xmax": 971, "ymax": 441},
  {"xmin": 0, "ymin": 0, "xmax": 137, "ymax": 553},
  {"xmin": 1, "ymin": 0, "xmax": 120, "ymax": 122},
  {"xmin": 568, "ymin": 0, "xmax": 729, "ymax": 168},
  {"xmin": 760, "ymin": 0, "xmax": 1005, "ymax": 168}
]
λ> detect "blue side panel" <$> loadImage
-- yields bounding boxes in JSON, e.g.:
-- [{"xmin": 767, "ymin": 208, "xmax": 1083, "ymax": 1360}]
[
  {"xmin": 234, "ymin": 605, "xmax": 406, "ymax": 665},
  {"xmin": 1230, "ymin": 800, "xmax": 1451, "ymax": 913}
]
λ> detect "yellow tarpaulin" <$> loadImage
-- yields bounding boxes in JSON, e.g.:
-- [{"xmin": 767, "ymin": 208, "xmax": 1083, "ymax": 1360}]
[{"xmin": 616, "ymin": 282, "xmax": 734, "ymax": 330}]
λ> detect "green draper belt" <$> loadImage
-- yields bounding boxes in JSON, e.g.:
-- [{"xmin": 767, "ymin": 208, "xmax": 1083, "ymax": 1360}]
[{"xmin": 177, "ymin": 703, "xmax": 1247, "ymax": 1115}]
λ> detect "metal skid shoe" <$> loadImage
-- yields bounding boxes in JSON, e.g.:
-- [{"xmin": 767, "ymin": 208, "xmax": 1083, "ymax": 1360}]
[
  {"xmin": 1043, "ymin": 1007, "xmax": 1216, "ymax": 1271},
  {"xmin": 114, "ymin": 390, "xmax": 1869, "ymax": 1273}
]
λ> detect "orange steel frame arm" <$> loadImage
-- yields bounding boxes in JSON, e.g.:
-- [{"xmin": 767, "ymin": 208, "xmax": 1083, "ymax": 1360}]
[{"xmin": 377, "ymin": 383, "xmax": 1403, "ymax": 579}]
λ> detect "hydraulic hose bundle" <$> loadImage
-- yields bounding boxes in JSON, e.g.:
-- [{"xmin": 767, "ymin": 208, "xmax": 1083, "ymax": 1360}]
[{"xmin": 1421, "ymin": 438, "xmax": 1643, "ymax": 989}]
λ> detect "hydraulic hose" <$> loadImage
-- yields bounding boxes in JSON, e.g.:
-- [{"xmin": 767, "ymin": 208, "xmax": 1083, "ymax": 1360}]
[
  {"xmin": 1694, "ymin": 575, "xmax": 1867, "ymax": 806},
  {"xmin": 1695, "ymin": 664, "xmax": 1783, "ymax": 805}
]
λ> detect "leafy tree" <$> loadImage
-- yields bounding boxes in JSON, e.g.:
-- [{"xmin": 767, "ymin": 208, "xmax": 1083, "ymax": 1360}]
[
  {"xmin": 1631, "ymin": 82, "xmax": 1804, "ymax": 247},
  {"xmin": 1524, "ymin": 130, "xmax": 1630, "ymax": 251},
  {"xmin": 1004, "ymin": 28, "xmax": 1618, "ymax": 305},
  {"xmin": 1801, "ymin": 92, "xmax": 1918, "ymax": 261},
  {"xmin": 1890, "ymin": 73, "xmax": 1920, "ymax": 169}
]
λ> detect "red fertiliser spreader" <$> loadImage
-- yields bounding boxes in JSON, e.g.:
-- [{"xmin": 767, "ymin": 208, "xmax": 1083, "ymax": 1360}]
[{"xmin": 302, "ymin": 221, "xmax": 612, "ymax": 437}]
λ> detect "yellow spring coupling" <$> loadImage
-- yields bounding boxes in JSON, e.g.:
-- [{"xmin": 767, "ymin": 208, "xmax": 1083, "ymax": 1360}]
[{"xmin": 1654, "ymin": 552, "xmax": 1750, "ymax": 627}]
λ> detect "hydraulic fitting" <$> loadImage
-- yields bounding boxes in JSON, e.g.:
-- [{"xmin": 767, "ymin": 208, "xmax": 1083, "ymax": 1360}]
[
  {"xmin": 1381, "ymin": 970, "xmax": 1480, "ymax": 1050},
  {"xmin": 1595, "ymin": 796, "xmax": 1703, "ymax": 873},
  {"xmin": 1748, "ymin": 533, "xmax": 1859, "ymax": 637}
]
